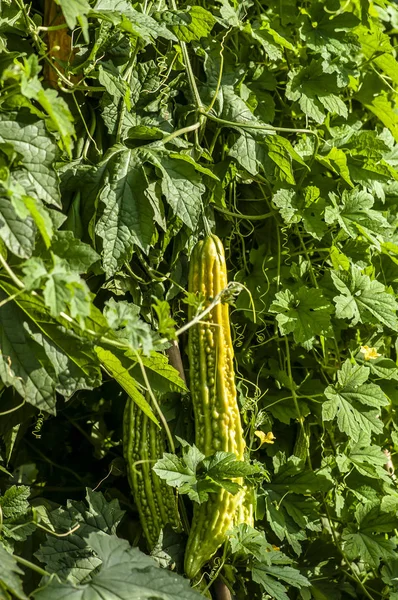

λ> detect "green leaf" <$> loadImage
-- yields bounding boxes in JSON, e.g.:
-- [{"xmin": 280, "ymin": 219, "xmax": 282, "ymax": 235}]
[
  {"xmin": 0, "ymin": 486, "xmax": 35, "ymax": 548},
  {"xmin": 357, "ymin": 355, "xmax": 398, "ymax": 381},
  {"xmin": 5, "ymin": 183, "xmax": 54, "ymax": 250},
  {"xmin": 325, "ymin": 188, "xmax": 390, "ymax": 244},
  {"xmin": 90, "ymin": 532, "xmax": 155, "ymax": 570},
  {"xmin": 300, "ymin": 7, "xmax": 359, "ymax": 57},
  {"xmin": 331, "ymin": 267, "xmax": 398, "ymax": 330},
  {"xmin": 356, "ymin": 23, "xmax": 398, "ymax": 86},
  {"xmin": 169, "ymin": 6, "xmax": 216, "ymax": 42},
  {"xmin": 0, "ymin": 545, "xmax": 28, "ymax": 600},
  {"xmin": 0, "ymin": 485, "xmax": 30, "ymax": 521},
  {"xmin": 20, "ymin": 195, "xmax": 53, "ymax": 249},
  {"xmin": 0, "ymin": 280, "xmax": 101, "ymax": 399},
  {"xmin": 34, "ymin": 530, "xmax": 202, "ymax": 599},
  {"xmin": 228, "ymin": 523, "xmax": 270, "ymax": 561},
  {"xmin": 323, "ymin": 360, "xmax": 389, "ymax": 442},
  {"xmin": 251, "ymin": 570, "xmax": 290, "ymax": 600},
  {"xmin": 269, "ymin": 286, "xmax": 333, "ymax": 348},
  {"xmin": 92, "ymin": 0, "xmax": 176, "ymax": 42},
  {"xmin": 146, "ymin": 151, "xmax": 205, "ymax": 230},
  {"xmin": 0, "ymin": 288, "xmax": 57, "ymax": 413},
  {"xmin": 0, "ymin": 111, "xmax": 60, "ymax": 206},
  {"xmin": 266, "ymin": 135, "xmax": 307, "ymax": 184},
  {"xmin": 103, "ymin": 298, "xmax": 155, "ymax": 355},
  {"xmin": 30, "ymin": 82, "xmax": 75, "ymax": 158},
  {"xmin": 153, "ymin": 442, "xmax": 204, "ymax": 502},
  {"xmin": 269, "ymin": 454, "xmax": 332, "ymax": 495},
  {"xmin": 317, "ymin": 147, "xmax": 353, "ymax": 187},
  {"xmin": 38, "ymin": 258, "xmax": 92, "ymax": 322},
  {"xmin": 248, "ymin": 18, "xmax": 294, "ymax": 61},
  {"xmin": 95, "ymin": 347, "xmax": 158, "ymax": 425},
  {"xmin": 346, "ymin": 442, "xmax": 389, "ymax": 480},
  {"xmin": 272, "ymin": 186, "xmax": 327, "ymax": 239},
  {"xmin": 330, "ymin": 245, "xmax": 350, "ymax": 271},
  {"xmin": 58, "ymin": 0, "xmax": 90, "ymax": 35},
  {"xmin": 286, "ymin": 60, "xmax": 348, "ymax": 123},
  {"xmin": 98, "ymin": 62, "xmax": 130, "ymax": 107},
  {"xmin": 343, "ymin": 504, "xmax": 398, "ymax": 568},
  {"xmin": 127, "ymin": 351, "xmax": 188, "ymax": 396},
  {"xmin": 228, "ymin": 131, "xmax": 267, "ymax": 176},
  {"xmin": 35, "ymin": 489, "xmax": 125, "ymax": 584},
  {"xmin": 203, "ymin": 451, "xmax": 259, "ymax": 479},
  {"xmin": 50, "ymin": 231, "xmax": 100, "ymax": 272},
  {"xmin": 0, "ymin": 196, "xmax": 36, "ymax": 258},
  {"xmin": 152, "ymin": 298, "xmax": 177, "ymax": 338},
  {"xmin": 252, "ymin": 561, "xmax": 310, "ymax": 600},
  {"xmin": 356, "ymin": 74, "xmax": 398, "ymax": 141},
  {"xmin": 95, "ymin": 148, "xmax": 155, "ymax": 277}
]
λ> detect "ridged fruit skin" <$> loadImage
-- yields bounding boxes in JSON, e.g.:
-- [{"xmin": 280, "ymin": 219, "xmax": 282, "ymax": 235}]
[
  {"xmin": 184, "ymin": 234, "xmax": 246, "ymax": 578},
  {"xmin": 123, "ymin": 398, "xmax": 181, "ymax": 548},
  {"xmin": 235, "ymin": 485, "xmax": 255, "ymax": 528}
]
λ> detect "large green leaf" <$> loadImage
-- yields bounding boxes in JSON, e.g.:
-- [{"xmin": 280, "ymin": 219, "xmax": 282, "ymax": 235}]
[
  {"xmin": 146, "ymin": 150, "xmax": 205, "ymax": 230},
  {"xmin": 0, "ymin": 545, "xmax": 28, "ymax": 600},
  {"xmin": 34, "ymin": 531, "xmax": 203, "ymax": 600},
  {"xmin": 95, "ymin": 149, "xmax": 155, "ymax": 277},
  {"xmin": 323, "ymin": 360, "xmax": 389, "ymax": 442},
  {"xmin": 0, "ymin": 111, "xmax": 60, "ymax": 206},
  {"xmin": 0, "ymin": 196, "xmax": 36, "ymax": 258},
  {"xmin": 269, "ymin": 286, "xmax": 333, "ymax": 348},
  {"xmin": 0, "ymin": 288, "xmax": 57, "ymax": 413},
  {"xmin": 35, "ymin": 489, "xmax": 125, "ymax": 584},
  {"xmin": 0, "ymin": 281, "xmax": 101, "ymax": 402},
  {"xmin": 343, "ymin": 504, "xmax": 398, "ymax": 568},
  {"xmin": 331, "ymin": 267, "xmax": 398, "ymax": 330},
  {"xmin": 95, "ymin": 347, "xmax": 158, "ymax": 425}
]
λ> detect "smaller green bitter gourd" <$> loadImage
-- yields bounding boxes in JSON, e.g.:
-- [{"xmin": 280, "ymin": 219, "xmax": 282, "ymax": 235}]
[{"xmin": 123, "ymin": 397, "xmax": 182, "ymax": 548}]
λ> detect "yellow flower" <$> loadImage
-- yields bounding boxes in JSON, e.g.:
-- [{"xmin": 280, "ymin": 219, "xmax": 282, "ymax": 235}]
[
  {"xmin": 360, "ymin": 345, "xmax": 381, "ymax": 361},
  {"xmin": 266, "ymin": 545, "xmax": 280, "ymax": 552},
  {"xmin": 255, "ymin": 431, "xmax": 276, "ymax": 445}
]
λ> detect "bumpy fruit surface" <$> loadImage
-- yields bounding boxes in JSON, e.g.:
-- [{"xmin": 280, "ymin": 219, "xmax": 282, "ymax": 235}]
[
  {"xmin": 184, "ymin": 234, "xmax": 247, "ymax": 578},
  {"xmin": 123, "ymin": 397, "xmax": 181, "ymax": 548}
]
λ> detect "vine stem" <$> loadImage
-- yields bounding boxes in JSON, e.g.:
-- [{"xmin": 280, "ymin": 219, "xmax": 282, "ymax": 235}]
[
  {"xmin": 162, "ymin": 122, "xmax": 201, "ymax": 144},
  {"xmin": 296, "ymin": 227, "xmax": 319, "ymax": 289},
  {"xmin": 13, "ymin": 555, "xmax": 53, "ymax": 579},
  {"xmin": 168, "ymin": 0, "xmax": 203, "ymax": 109},
  {"xmin": 0, "ymin": 255, "xmax": 25, "ymax": 289},
  {"xmin": 37, "ymin": 23, "xmax": 68, "ymax": 31},
  {"xmin": 0, "ymin": 398, "xmax": 26, "ymax": 416},
  {"xmin": 200, "ymin": 543, "xmax": 230, "ymax": 598},
  {"xmin": 205, "ymin": 29, "xmax": 230, "ymax": 115},
  {"xmin": 134, "ymin": 351, "xmax": 175, "ymax": 453},
  {"xmin": 284, "ymin": 337, "xmax": 312, "ymax": 470},
  {"xmin": 201, "ymin": 108, "xmax": 318, "ymax": 137},
  {"xmin": 175, "ymin": 282, "xmax": 237, "ymax": 337},
  {"xmin": 214, "ymin": 206, "xmax": 274, "ymax": 221}
]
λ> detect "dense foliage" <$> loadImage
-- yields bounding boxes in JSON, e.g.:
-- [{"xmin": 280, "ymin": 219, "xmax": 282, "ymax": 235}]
[{"xmin": 1, "ymin": 0, "xmax": 398, "ymax": 598}]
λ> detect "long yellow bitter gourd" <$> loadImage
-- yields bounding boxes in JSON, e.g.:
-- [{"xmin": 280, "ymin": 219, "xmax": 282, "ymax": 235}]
[
  {"xmin": 123, "ymin": 397, "xmax": 182, "ymax": 548},
  {"xmin": 184, "ymin": 234, "xmax": 247, "ymax": 578}
]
